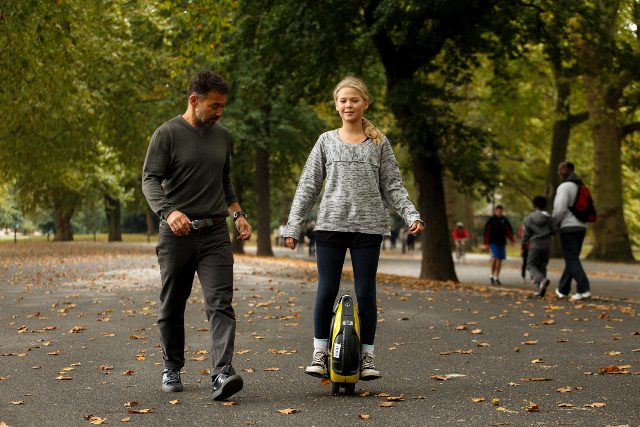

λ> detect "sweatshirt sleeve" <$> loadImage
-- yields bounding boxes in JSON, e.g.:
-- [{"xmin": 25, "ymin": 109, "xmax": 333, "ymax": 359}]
[
  {"xmin": 284, "ymin": 137, "xmax": 326, "ymax": 239},
  {"xmin": 379, "ymin": 139, "xmax": 422, "ymax": 226},
  {"xmin": 142, "ymin": 128, "xmax": 177, "ymax": 220},
  {"xmin": 552, "ymin": 182, "xmax": 572, "ymax": 226},
  {"xmin": 222, "ymin": 148, "xmax": 238, "ymax": 206}
]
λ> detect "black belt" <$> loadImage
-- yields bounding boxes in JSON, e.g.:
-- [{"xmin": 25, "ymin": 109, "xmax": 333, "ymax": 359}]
[{"xmin": 190, "ymin": 217, "xmax": 226, "ymax": 229}]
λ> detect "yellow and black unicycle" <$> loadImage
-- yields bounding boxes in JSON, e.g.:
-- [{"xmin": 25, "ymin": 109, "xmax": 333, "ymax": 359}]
[{"xmin": 328, "ymin": 294, "xmax": 361, "ymax": 395}]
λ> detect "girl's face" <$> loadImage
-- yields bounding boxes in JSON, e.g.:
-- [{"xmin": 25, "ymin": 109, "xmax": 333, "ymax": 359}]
[{"xmin": 335, "ymin": 87, "xmax": 368, "ymax": 124}]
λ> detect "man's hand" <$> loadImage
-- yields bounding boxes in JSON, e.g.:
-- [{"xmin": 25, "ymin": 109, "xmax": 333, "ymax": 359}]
[
  {"xmin": 235, "ymin": 216, "xmax": 252, "ymax": 240},
  {"xmin": 284, "ymin": 237, "xmax": 297, "ymax": 250},
  {"xmin": 167, "ymin": 210, "xmax": 191, "ymax": 236},
  {"xmin": 408, "ymin": 220, "xmax": 424, "ymax": 235}
]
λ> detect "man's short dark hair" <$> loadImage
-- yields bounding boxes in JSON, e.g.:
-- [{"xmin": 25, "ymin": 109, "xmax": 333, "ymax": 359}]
[
  {"xmin": 532, "ymin": 195, "xmax": 547, "ymax": 210},
  {"xmin": 559, "ymin": 161, "xmax": 575, "ymax": 172},
  {"xmin": 495, "ymin": 205, "xmax": 503, "ymax": 210},
  {"xmin": 188, "ymin": 71, "xmax": 229, "ymax": 97}
]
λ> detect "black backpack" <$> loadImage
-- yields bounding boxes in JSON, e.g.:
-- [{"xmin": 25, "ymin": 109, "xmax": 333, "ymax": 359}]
[{"xmin": 569, "ymin": 183, "xmax": 597, "ymax": 223}]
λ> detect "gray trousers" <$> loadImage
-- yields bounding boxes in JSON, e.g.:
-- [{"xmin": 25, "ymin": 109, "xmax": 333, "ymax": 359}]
[
  {"xmin": 526, "ymin": 247, "xmax": 549, "ymax": 284},
  {"xmin": 156, "ymin": 221, "xmax": 235, "ymax": 375},
  {"xmin": 558, "ymin": 229, "xmax": 590, "ymax": 294}
]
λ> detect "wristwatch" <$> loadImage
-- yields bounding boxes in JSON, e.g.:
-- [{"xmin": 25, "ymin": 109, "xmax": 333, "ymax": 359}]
[{"xmin": 233, "ymin": 211, "xmax": 247, "ymax": 221}]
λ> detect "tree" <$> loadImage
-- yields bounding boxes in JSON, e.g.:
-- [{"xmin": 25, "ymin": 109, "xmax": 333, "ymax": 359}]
[
  {"xmin": 570, "ymin": 0, "xmax": 638, "ymax": 261},
  {"xmin": 237, "ymin": 0, "xmax": 517, "ymax": 280}
]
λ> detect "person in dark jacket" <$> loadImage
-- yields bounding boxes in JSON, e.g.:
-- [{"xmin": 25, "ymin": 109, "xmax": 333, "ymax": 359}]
[
  {"xmin": 523, "ymin": 196, "xmax": 555, "ymax": 298},
  {"xmin": 483, "ymin": 205, "xmax": 515, "ymax": 285}
]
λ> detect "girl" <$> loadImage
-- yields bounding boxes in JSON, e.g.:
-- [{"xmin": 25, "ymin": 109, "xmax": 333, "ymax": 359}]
[{"xmin": 283, "ymin": 76, "xmax": 423, "ymax": 380}]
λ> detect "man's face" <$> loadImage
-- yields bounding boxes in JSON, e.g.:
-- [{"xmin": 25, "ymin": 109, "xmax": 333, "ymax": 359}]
[
  {"xmin": 558, "ymin": 164, "xmax": 570, "ymax": 180},
  {"xmin": 495, "ymin": 207, "xmax": 503, "ymax": 217},
  {"xmin": 193, "ymin": 91, "xmax": 227, "ymax": 127}
]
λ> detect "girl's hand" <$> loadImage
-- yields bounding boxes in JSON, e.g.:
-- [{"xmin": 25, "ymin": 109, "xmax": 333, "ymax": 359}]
[
  {"xmin": 284, "ymin": 237, "xmax": 298, "ymax": 250},
  {"xmin": 409, "ymin": 220, "xmax": 424, "ymax": 235}
]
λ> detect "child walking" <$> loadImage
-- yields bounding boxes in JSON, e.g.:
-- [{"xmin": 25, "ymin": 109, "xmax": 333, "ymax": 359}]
[
  {"xmin": 283, "ymin": 76, "xmax": 423, "ymax": 380},
  {"xmin": 523, "ymin": 196, "xmax": 555, "ymax": 297}
]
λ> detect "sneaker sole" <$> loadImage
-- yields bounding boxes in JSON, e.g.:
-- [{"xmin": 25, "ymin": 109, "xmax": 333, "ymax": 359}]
[
  {"xmin": 360, "ymin": 373, "xmax": 382, "ymax": 381},
  {"xmin": 162, "ymin": 383, "xmax": 183, "ymax": 393},
  {"xmin": 304, "ymin": 368, "xmax": 327, "ymax": 378},
  {"xmin": 212, "ymin": 375, "xmax": 243, "ymax": 401},
  {"xmin": 538, "ymin": 281, "xmax": 549, "ymax": 298}
]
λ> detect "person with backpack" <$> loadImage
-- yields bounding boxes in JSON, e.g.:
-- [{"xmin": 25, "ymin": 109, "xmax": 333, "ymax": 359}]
[{"xmin": 552, "ymin": 161, "xmax": 594, "ymax": 301}]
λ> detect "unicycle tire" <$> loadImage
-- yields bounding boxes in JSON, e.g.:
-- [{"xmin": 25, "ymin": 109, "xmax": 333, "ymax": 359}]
[
  {"xmin": 344, "ymin": 383, "xmax": 355, "ymax": 395},
  {"xmin": 331, "ymin": 381, "xmax": 340, "ymax": 395}
]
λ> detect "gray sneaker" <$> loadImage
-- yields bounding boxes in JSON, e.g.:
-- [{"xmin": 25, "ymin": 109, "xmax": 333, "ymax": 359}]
[
  {"xmin": 162, "ymin": 368, "xmax": 183, "ymax": 392},
  {"xmin": 360, "ymin": 354, "xmax": 381, "ymax": 381},
  {"xmin": 305, "ymin": 351, "xmax": 327, "ymax": 378}
]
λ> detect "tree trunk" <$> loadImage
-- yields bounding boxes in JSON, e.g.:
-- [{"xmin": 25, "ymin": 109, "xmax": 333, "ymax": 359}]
[
  {"xmin": 411, "ymin": 152, "xmax": 459, "ymax": 281},
  {"xmin": 104, "ymin": 195, "xmax": 122, "ymax": 242},
  {"xmin": 443, "ymin": 176, "xmax": 475, "ymax": 247},
  {"xmin": 255, "ymin": 142, "xmax": 274, "ymax": 257},
  {"xmin": 53, "ymin": 203, "xmax": 74, "ymax": 241},
  {"xmin": 545, "ymin": 64, "xmax": 573, "ymax": 258},
  {"xmin": 583, "ymin": 75, "xmax": 635, "ymax": 261},
  {"xmin": 145, "ymin": 208, "xmax": 156, "ymax": 235}
]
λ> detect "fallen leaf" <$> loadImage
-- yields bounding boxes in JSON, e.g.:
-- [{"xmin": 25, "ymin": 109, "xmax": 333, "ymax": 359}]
[
  {"xmin": 519, "ymin": 377, "xmax": 551, "ymax": 382},
  {"xmin": 557, "ymin": 386, "xmax": 573, "ymax": 393},
  {"xmin": 584, "ymin": 402, "xmax": 606, "ymax": 408},
  {"xmin": 471, "ymin": 329, "xmax": 482, "ymax": 335},
  {"xmin": 55, "ymin": 375, "xmax": 72, "ymax": 380},
  {"xmin": 376, "ymin": 393, "xmax": 390, "ymax": 397},
  {"xmin": 455, "ymin": 325, "xmax": 467, "ymax": 331},
  {"xmin": 127, "ymin": 408, "xmax": 153, "ymax": 414},
  {"xmin": 88, "ymin": 415, "xmax": 107, "ymax": 425},
  {"xmin": 169, "ymin": 400, "xmax": 180, "ymax": 405},
  {"xmin": 477, "ymin": 342, "xmax": 491, "ymax": 347},
  {"xmin": 496, "ymin": 407, "xmax": 517, "ymax": 414},
  {"xmin": 120, "ymin": 417, "xmax": 131, "ymax": 422},
  {"xmin": 558, "ymin": 403, "xmax": 575, "ymax": 408},
  {"xmin": 385, "ymin": 394, "xmax": 405, "ymax": 401},
  {"xmin": 122, "ymin": 370, "xmax": 135, "ymax": 376},
  {"xmin": 321, "ymin": 377, "xmax": 330, "ymax": 385},
  {"xmin": 524, "ymin": 402, "xmax": 539, "ymax": 412},
  {"xmin": 223, "ymin": 401, "xmax": 238, "ymax": 406},
  {"xmin": 98, "ymin": 365, "xmax": 113, "ymax": 371},
  {"xmin": 70, "ymin": 326, "xmax": 85, "ymax": 333},
  {"xmin": 358, "ymin": 414, "xmax": 371, "ymax": 419},
  {"xmin": 264, "ymin": 367, "xmax": 280, "ymax": 372},
  {"xmin": 471, "ymin": 397, "xmax": 485, "ymax": 403},
  {"xmin": 431, "ymin": 375, "xmax": 448, "ymax": 381},
  {"xmin": 11, "ymin": 401, "xmax": 25, "ymax": 405},
  {"xmin": 606, "ymin": 351, "xmax": 621, "ymax": 356},
  {"xmin": 235, "ymin": 350, "xmax": 251, "ymax": 355},
  {"xmin": 242, "ymin": 368, "xmax": 255, "ymax": 373},
  {"xmin": 124, "ymin": 401, "xmax": 138, "ymax": 407},
  {"xmin": 522, "ymin": 340, "xmax": 539, "ymax": 345},
  {"xmin": 277, "ymin": 408, "xmax": 298, "ymax": 414},
  {"xmin": 531, "ymin": 359, "xmax": 544, "ymax": 364},
  {"xmin": 379, "ymin": 402, "xmax": 395, "ymax": 407},
  {"xmin": 190, "ymin": 356, "xmax": 207, "ymax": 361},
  {"xmin": 358, "ymin": 391, "xmax": 370, "ymax": 397},
  {"xmin": 542, "ymin": 320, "xmax": 556, "ymax": 325},
  {"xmin": 492, "ymin": 398, "xmax": 500, "ymax": 406},
  {"xmin": 599, "ymin": 365, "xmax": 630, "ymax": 374},
  {"xmin": 47, "ymin": 351, "xmax": 60, "ymax": 356}
]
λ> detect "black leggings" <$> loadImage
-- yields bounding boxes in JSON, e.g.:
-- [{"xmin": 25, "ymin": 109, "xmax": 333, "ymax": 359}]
[{"xmin": 313, "ymin": 242, "xmax": 380, "ymax": 345}]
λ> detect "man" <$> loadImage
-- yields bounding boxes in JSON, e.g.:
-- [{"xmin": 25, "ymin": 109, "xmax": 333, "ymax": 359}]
[
  {"xmin": 142, "ymin": 70, "xmax": 251, "ymax": 400},
  {"xmin": 483, "ymin": 205, "xmax": 514, "ymax": 285},
  {"xmin": 452, "ymin": 221, "xmax": 470, "ymax": 263},
  {"xmin": 552, "ymin": 161, "xmax": 591, "ymax": 301}
]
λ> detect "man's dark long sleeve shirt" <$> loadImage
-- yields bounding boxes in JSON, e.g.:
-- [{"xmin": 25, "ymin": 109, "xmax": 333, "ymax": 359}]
[{"xmin": 142, "ymin": 116, "xmax": 237, "ymax": 220}]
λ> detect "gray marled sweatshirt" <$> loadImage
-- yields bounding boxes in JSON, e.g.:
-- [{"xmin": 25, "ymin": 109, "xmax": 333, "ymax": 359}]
[{"xmin": 284, "ymin": 130, "xmax": 421, "ymax": 239}]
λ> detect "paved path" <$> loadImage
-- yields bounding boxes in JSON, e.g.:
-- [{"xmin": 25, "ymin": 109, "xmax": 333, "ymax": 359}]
[
  {"xmin": 1, "ymin": 242, "xmax": 639, "ymax": 426},
  {"xmin": 261, "ymin": 246, "xmax": 640, "ymax": 302}
]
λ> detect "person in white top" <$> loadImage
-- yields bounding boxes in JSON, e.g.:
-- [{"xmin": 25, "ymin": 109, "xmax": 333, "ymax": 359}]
[{"xmin": 552, "ymin": 161, "xmax": 591, "ymax": 301}]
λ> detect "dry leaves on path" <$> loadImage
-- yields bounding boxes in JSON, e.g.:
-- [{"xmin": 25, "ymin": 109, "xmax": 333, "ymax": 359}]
[
  {"xmin": 524, "ymin": 402, "xmax": 539, "ymax": 412},
  {"xmin": 127, "ymin": 408, "xmax": 153, "ymax": 414},
  {"xmin": 277, "ymin": 408, "xmax": 298, "ymax": 414},
  {"xmin": 358, "ymin": 414, "xmax": 371, "ymax": 419},
  {"xmin": 584, "ymin": 402, "xmax": 607, "ymax": 408}
]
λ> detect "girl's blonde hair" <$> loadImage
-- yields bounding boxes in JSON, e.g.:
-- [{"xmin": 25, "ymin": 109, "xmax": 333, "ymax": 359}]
[{"xmin": 333, "ymin": 76, "xmax": 384, "ymax": 145}]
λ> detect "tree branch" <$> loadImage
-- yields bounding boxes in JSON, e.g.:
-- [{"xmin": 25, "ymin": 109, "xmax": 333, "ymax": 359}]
[{"xmin": 569, "ymin": 111, "xmax": 589, "ymax": 126}]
